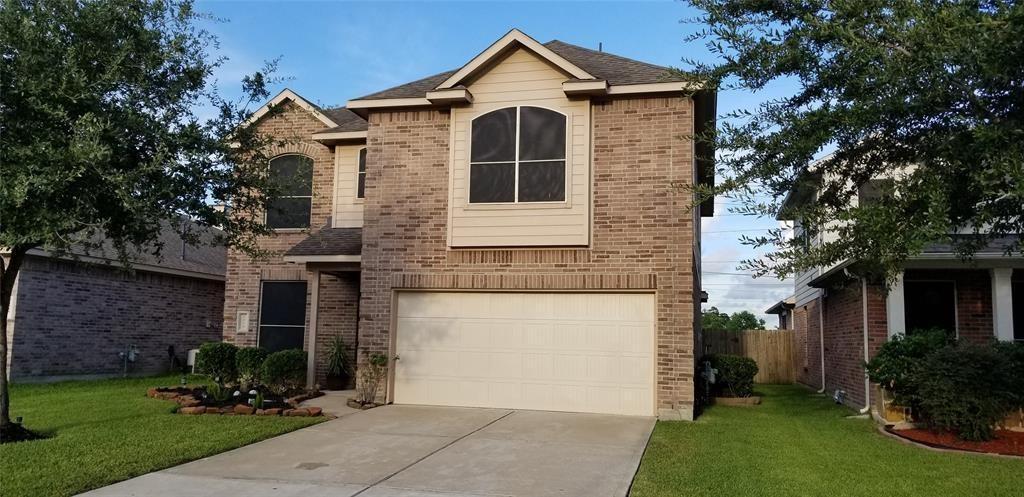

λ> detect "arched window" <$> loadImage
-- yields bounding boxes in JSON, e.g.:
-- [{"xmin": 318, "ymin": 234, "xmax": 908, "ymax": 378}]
[
  {"xmin": 266, "ymin": 154, "xmax": 313, "ymax": 229},
  {"xmin": 357, "ymin": 148, "xmax": 367, "ymax": 199},
  {"xmin": 469, "ymin": 106, "xmax": 566, "ymax": 203}
]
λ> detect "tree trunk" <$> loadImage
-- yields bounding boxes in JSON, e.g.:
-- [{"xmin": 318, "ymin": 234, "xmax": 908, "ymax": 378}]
[{"xmin": 0, "ymin": 246, "xmax": 28, "ymax": 429}]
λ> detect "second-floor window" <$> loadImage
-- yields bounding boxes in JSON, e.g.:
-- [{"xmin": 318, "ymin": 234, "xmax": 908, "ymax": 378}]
[
  {"xmin": 357, "ymin": 148, "xmax": 367, "ymax": 199},
  {"xmin": 469, "ymin": 106, "xmax": 566, "ymax": 204},
  {"xmin": 267, "ymin": 154, "xmax": 313, "ymax": 229}
]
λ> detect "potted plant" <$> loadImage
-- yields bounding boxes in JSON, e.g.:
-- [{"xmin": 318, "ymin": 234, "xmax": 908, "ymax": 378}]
[{"xmin": 324, "ymin": 336, "xmax": 352, "ymax": 390}]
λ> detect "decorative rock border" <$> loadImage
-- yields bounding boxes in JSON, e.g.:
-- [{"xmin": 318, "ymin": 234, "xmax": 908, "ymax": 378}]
[{"xmin": 147, "ymin": 386, "xmax": 324, "ymax": 417}]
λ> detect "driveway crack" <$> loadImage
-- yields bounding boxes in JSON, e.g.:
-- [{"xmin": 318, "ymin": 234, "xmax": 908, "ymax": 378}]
[{"xmin": 351, "ymin": 409, "xmax": 516, "ymax": 496}]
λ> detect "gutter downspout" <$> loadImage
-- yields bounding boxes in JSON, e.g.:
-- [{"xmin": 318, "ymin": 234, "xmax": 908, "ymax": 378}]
[
  {"xmin": 859, "ymin": 277, "xmax": 871, "ymax": 414},
  {"xmin": 817, "ymin": 290, "xmax": 826, "ymax": 393}
]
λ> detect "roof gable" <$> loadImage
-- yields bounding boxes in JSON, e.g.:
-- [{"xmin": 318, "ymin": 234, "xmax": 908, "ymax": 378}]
[
  {"xmin": 436, "ymin": 29, "xmax": 594, "ymax": 90},
  {"xmin": 243, "ymin": 89, "xmax": 339, "ymax": 129}
]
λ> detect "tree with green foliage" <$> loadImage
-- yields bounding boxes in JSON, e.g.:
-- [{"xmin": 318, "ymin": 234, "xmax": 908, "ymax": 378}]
[
  {"xmin": 726, "ymin": 310, "xmax": 765, "ymax": 332},
  {"xmin": 0, "ymin": 0, "xmax": 289, "ymax": 435},
  {"xmin": 701, "ymin": 306, "xmax": 732, "ymax": 331},
  {"xmin": 702, "ymin": 307, "xmax": 766, "ymax": 331},
  {"xmin": 682, "ymin": 1, "xmax": 1023, "ymax": 281}
]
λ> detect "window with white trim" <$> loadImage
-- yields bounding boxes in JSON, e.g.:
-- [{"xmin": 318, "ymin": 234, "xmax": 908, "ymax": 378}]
[
  {"xmin": 357, "ymin": 148, "xmax": 367, "ymax": 199},
  {"xmin": 258, "ymin": 281, "xmax": 307, "ymax": 353},
  {"xmin": 469, "ymin": 106, "xmax": 566, "ymax": 203},
  {"xmin": 266, "ymin": 154, "xmax": 313, "ymax": 229}
]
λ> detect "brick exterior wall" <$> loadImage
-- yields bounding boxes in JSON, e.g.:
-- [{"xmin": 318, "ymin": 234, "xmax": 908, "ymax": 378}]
[
  {"xmin": 794, "ymin": 299, "xmax": 824, "ymax": 389},
  {"xmin": 358, "ymin": 96, "xmax": 699, "ymax": 415},
  {"xmin": 221, "ymin": 103, "xmax": 361, "ymax": 373},
  {"xmin": 7, "ymin": 256, "xmax": 223, "ymax": 379},
  {"xmin": 792, "ymin": 269, "xmax": 1004, "ymax": 411},
  {"xmin": 313, "ymin": 271, "xmax": 359, "ymax": 386}
]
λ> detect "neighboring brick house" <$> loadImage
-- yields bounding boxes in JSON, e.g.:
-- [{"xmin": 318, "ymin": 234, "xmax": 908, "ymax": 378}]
[
  {"xmin": 780, "ymin": 170, "xmax": 1023, "ymax": 411},
  {"xmin": 4, "ymin": 223, "xmax": 225, "ymax": 381},
  {"xmin": 224, "ymin": 29, "xmax": 716, "ymax": 419}
]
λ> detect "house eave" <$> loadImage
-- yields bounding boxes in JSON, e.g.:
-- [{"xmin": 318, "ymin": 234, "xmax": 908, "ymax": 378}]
[{"xmin": 282, "ymin": 254, "xmax": 362, "ymax": 264}]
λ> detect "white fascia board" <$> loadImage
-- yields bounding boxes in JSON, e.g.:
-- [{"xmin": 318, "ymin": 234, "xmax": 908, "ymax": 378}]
[
  {"xmin": 346, "ymin": 97, "xmax": 434, "ymax": 110},
  {"xmin": 242, "ymin": 89, "xmax": 338, "ymax": 128},
  {"xmin": 425, "ymin": 88, "xmax": 474, "ymax": 104},
  {"xmin": 282, "ymin": 254, "xmax": 361, "ymax": 263},
  {"xmin": 562, "ymin": 80, "xmax": 608, "ymax": 96},
  {"xmin": 605, "ymin": 82, "xmax": 701, "ymax": 95},
  {"xmin": 436, "ymin": 28, "xmax": 594, "ymax": 90},
  {"xmin": 311, "ymin": 131, "xmax": 368, "ymax": 141}
]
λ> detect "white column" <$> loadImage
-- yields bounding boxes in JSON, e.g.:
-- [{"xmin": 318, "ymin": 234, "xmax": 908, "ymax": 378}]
[
  {"xmin": 991, "ymin": 268, "xmax": 1014, "ymax": 342},
  {"xmin": 306, "ymin": 270, "xmax": 321, "ymax": 388},
  {"xmin": 886, "ymin": 270, "xmax": 906, "ymax": 338}
]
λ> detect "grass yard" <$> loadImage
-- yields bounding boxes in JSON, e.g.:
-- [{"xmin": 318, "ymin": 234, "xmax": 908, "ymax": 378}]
[
  {"xmin": 631, "ymin": 384, "xmax": 1024, "ymax": 497},
  {"xmin": 0, "ymin": 375, "xmax": 323, "ymax": 497}
]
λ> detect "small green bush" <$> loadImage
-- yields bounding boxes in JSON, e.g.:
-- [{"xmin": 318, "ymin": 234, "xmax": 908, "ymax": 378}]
[
  {"xmin": 864, "ymin": 328, "xmax": 952, "ymax": 408},
  {"xmin": 196, "ymin": 342, "xmax": 238, "ymax": 385},
  {"xmin": 993, "ymin": 340, "xmax": 1024, "ymax": 407},
  {"xmin": 262, "ymin": 349, "xmax": 307, "ymax": 394},
  {"xmin": 236, "ymin": 347, "xmax": 269, "ymax": 387},
  {"xmin": 911, "ymin": 343, "xmax": 1018, "ymax": 441},
  {"xmin": 708, "ymin": 354, "xmax": 759, "ymax": 398}
]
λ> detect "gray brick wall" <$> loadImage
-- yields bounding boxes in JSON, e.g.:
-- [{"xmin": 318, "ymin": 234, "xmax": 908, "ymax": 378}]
[{"xmin": 8, "ymin": 255, "xmax": 224, "ymax": 379}]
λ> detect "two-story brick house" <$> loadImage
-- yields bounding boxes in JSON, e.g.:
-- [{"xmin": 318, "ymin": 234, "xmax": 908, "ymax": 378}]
[
  {"xmin": 780, "ymin": 168, "xmax": 1023, "ymax": 412},
  {"xmin": 224, "ymin": 30, "xmax": 716, "ymax": 419}
]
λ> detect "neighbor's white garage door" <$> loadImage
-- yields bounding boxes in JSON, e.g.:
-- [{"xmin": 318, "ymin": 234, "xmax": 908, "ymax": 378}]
[{"xmin": 393, "ymin": 292, "xmax": 655, "ymax": 416}]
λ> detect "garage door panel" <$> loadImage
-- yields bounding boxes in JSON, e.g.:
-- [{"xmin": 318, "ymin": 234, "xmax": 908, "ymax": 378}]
[{"xmin": 394, "ymin": 292, "xmax": 655, "ymax": 416}]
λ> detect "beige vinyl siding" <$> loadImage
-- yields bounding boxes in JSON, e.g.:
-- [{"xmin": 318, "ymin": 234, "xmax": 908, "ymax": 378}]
[
  {"xmin": 448, "ymin": 48, "xmax": 590, "ymax": 248},
  {"xmin": 793, "ymin": 220, "xmax": 821, "ymax": 306},
  {"xmin": 332, "ymin": 143, "xmax": 364, "ymax": 228}
]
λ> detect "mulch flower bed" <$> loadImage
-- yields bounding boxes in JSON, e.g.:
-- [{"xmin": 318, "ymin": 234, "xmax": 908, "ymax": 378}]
[
  {"xmin": 146, "ymin": 386, "xmax": 325, "ymax": 417},
  {"xmin": 888, "ymin": 427, "xmax": 1024, "ymax": 457}
]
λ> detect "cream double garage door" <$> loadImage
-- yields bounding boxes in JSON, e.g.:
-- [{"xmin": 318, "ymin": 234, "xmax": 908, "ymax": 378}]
[{"xmin": 393, "ymin": 291, "xmax": 656, "ymax": 416}]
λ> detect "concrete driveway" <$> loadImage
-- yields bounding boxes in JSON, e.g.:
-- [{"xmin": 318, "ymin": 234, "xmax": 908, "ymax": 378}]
[{"xmin": 81, "ymin": 404, "xmax": 654, "ymax": 497}]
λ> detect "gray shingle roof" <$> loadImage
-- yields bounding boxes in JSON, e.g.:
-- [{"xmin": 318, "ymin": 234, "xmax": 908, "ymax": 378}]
[
  {"xmin": 34, "ymin": 220, "xmax": 227, "ymax": 277},
  {"xmin": 355, "ymin": 40, "xmax": 684, "ymax": 101},
  {"xmin": 284, "ymin": 228, "xmax": 362, "ymax": 257},
  {"xmin": 544, "ymin": 40, "xmax": 682, "ymax": 86},
  {"xmin": 320, "ymin": 107, "xmax": 368, "ymax": 133},
  {"xmin": 356, "ymin": 70, "xmax": 458, "ymax": 100},
  {"xmin": 920, "ymin": 235, "xmax": 1021, "ymax": 256}
]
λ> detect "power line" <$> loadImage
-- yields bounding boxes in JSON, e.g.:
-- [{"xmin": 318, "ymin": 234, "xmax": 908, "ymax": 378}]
[{"xmin": 703, "ymin": 228, "xmax": 777, "ymax": 234}]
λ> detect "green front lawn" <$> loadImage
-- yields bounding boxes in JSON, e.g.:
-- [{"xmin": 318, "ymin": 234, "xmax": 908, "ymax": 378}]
[
  {"xmin": 631, "ymin": 384, "xmax": 1023, "ymax": 497},
  {"xmin": 0, "ymin": 375, "xmax": 323, "ymax": 497}
]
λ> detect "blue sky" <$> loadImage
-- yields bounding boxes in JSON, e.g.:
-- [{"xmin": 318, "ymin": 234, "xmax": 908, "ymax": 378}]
[{"xmin": 198, "ymin": 0, "xmax": 794, "ymax": 325}]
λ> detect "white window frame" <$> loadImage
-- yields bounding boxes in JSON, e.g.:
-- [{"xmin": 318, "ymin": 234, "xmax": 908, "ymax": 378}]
[
  {"xmin": 467, "ymin": 105, "xmax": 569, "ymax": 205},
  {"xmin": 355, "ymin": 147, "xmax": 367, "ymax": 201},
  {"xmin": 256, "ymin": 280, "xmax": 308, "ymax": 350},
  {"xmin": 265, "ymin": 153, "xmax": 314, "ymax": 230}
]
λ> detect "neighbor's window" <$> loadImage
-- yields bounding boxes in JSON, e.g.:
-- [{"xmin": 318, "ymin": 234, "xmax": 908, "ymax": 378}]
[
  {"xmin": 858, "ymin": 179, "xmax": 894, "ymax": 207},
  {"xmin": 266, "ymin": 154, "xmax": 313, "ymax": 229},
  {"xmin": 469, "ymin": 106, "xmax": 566, "ymax": 203},
  {"xmin": 258, "ymin": 281, "xmax": 307, "ymax": 353},
  {"xmin": 357, "ymin": 148, "xmax": 367, "ymax": 199},
  {"xmin": 904, "ymin": 280, "xmax": 957, "ymax": 336}
]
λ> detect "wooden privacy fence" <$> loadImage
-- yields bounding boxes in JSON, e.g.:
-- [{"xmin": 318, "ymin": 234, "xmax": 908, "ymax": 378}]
[{"xmin": 702, "ymin": 329, "xmax": 796, "ymax": 384}]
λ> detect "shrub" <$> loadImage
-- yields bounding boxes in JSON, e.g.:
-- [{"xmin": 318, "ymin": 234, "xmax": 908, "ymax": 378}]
[
  {"xmin": 236, "ymin": 347, "xmax": 269, "ymax": 387},
  {"xmin": 325, "ymin": 336, "xmax": 352, "ymax": 378},
  {"xmin": 911, "ymin": 343, "xmax": 1019, "ymax": 441},
  {"xmin": 708, "ymin": 354, "xmax": 758, "ymax": 398},
  {"xmin": 262, "ymin": 349, "xmax": 307, "ymax": 394},
  {"xmin": 864, "ymin": 328, "xmax": 952, "ymax": 408},
  {"xmin": 196, "ymin": 342, "xmax": 238, "ymax": 385},
  {"xmin": 356, "ymin": 353, "xmax": 391, "ymax": 405},
  {"xmin": 993, "ymin": 340, "xmax": 1024, "ymax": 408}
]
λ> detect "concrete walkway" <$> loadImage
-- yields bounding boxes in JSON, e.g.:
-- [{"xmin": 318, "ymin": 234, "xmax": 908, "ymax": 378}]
[{"xmin": 81, "ymin": 403, "xmax": 654, "ymax": 497}]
